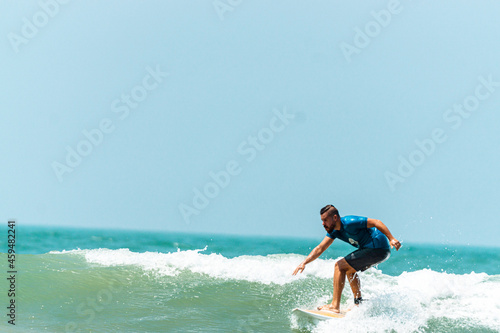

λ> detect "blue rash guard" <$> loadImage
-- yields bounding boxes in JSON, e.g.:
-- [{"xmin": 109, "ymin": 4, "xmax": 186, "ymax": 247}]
[{"xmin": 326, "ymin": 215, "xmax": 390, "ymax": 250}]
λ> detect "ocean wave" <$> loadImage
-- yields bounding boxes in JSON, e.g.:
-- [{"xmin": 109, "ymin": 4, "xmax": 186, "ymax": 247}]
[
  {"xmin": 7, "ymin": 249, "xmax": 500, "ymax": 332},
  {"xmin": 296, "ymin": 268, "xmax": 499, "ymax": 333},
  {"xmin": 51, "ymin": 247, "xmax": 342, "ymax": 284},
  {"xmin": 47, "ymin": 248, "xmax": 500, "ymax": 332}
]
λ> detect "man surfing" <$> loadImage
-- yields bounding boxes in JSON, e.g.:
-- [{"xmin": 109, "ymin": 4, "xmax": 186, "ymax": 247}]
[{"xmin": 292, "ymin": 205, "xmax": 401, "ymax": 313}]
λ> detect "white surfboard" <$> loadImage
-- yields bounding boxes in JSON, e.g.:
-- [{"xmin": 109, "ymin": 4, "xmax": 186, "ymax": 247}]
[{"xmin": 292, "ymin": 308, "xmax": 346, "ymax": 320}]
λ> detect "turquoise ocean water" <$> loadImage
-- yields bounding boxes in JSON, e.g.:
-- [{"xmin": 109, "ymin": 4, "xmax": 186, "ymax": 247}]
[{"xmin": 1, "ymin": 225, "xmax": 499, "ymax": 333}]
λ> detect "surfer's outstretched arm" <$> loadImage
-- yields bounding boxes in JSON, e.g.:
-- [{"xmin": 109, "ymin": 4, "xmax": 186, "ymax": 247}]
[
  {"xmin": 367, "ymin": 218, "xmax": 401, "ymax": 250},
  {"xmin": 293, "ymin": 236, "xmax": 334, "ymax": 275}
]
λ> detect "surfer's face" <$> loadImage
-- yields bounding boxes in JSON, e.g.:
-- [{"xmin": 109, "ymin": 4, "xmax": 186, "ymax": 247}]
[{"xmin": 321, "ymin": 212, "xmax": 335, "ymax": 233}]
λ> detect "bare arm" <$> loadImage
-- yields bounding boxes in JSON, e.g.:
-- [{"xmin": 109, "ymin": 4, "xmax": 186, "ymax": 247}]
[
  {"xmin": 292, "ymin": 236, "xmax": 334, "ymax": 275},
  {"xmin": 367, "ymin": 218, "xmax": 401, "ymax": 250}
]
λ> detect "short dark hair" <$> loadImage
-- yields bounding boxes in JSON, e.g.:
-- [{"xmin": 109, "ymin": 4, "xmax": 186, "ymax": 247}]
[{"xmin": 320, "ymin": 205, "xmax": 339, "ymax": 217}]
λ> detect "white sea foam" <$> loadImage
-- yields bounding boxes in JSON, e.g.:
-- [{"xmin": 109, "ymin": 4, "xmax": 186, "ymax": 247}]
[
  {"xmin": 308, "ymin": 269, "xmax": 500, "ymax": 333},
  {"xmin": 54, "ymin": 247, "xmax": 340, "ymax": 284}
]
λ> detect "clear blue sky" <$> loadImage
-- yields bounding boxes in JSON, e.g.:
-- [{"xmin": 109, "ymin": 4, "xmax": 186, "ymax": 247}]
[{"xmin": 1, "ymin": 1, "xmax": 499, "ymax": 247}]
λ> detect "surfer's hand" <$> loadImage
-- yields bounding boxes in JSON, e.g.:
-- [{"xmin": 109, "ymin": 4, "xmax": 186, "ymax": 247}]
[
  {"xmin": 390, "ymin": 238, "xmax": 401, "ymax": 251},
  {"xmin": 293, "ymin": 263, "xmax": 306, "ymax": 275}
]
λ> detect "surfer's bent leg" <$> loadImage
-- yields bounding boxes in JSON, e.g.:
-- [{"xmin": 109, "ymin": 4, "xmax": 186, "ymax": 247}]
[
  {"xmin": 344, "ymin": 248, "xmax": 391, "ymax": 303},
  {"xmin": 346, "ymin": 270, "xmax": 361, "ymax": 300},
  {"xmin": 318, "ymin": 259, "xmax": 357, "ymax": 313},
  {"xmin": 333, "ymin": 259, "xmax": 357, "ymax": 311},
  {"xmin": 319, "ymin": 249, "xmax": 390, "ymax": 312}
]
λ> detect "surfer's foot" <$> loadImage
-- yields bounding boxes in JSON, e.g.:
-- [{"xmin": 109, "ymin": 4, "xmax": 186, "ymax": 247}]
[
  {"xmin": 354, "ymin": 297, "xmax": 363, "ymax": 305},
  {"xmin": 317, "ymin": 304, "xmax": 340, "ymax": 313}
]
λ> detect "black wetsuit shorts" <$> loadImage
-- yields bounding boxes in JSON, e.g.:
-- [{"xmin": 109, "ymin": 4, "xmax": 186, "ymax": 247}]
[{"xmin": 344, "ymin": 248, "xmax": 391, "ymax": 272}]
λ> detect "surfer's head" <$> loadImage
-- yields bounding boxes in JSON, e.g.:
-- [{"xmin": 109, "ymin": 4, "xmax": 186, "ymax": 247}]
[{"xmin": 320, "ymin": 205, "xmax": 339, "ymax": 233}]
